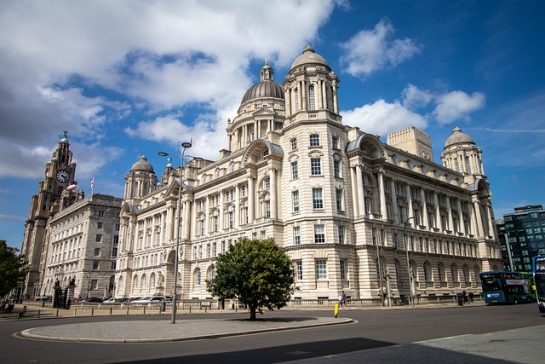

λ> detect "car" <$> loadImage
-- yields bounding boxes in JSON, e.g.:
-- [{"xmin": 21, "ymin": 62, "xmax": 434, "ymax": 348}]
[
  {"xmin": 34, "ymin": 296, "xmax": 52, "ymax": 302},
  {"xmin": 83, "ymin": 297, "xmax": 104, "ymax": 303},
  {"xmin": 102, "ymin": 298, "xmax": 127, "ymax": 304},
  {"xmin": 131, "ymin": 296, "xmax": 165, "ymax": 305}
]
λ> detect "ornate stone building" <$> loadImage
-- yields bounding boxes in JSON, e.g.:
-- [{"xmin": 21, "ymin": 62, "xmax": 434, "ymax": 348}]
[
  {"xmin": 21, "ymin": 133, "xmax": 80, "ymax": 298},
  {"xmin": 38, "ymin": 194, "xmax": 122, "ymax": 299},
  {"xmin": 115, "ymin": 47, "xmax": 501, "ymax": 301}
]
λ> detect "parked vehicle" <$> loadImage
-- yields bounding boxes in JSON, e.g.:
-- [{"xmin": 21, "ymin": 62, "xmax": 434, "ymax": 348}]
[
  {"xmin": 131, "ymin": 296, "xmax": 165, "ymax": 305},
  {"xmin": 103, "ymin": 298, "xmax": 127, "ymax": 304},
  {"xmin": 83, "ymin": 297, "xmax": 104, "ymax": 303}
]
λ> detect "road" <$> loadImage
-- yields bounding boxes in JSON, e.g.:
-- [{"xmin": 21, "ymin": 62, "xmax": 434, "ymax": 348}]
[{"xmin": 1, "ymin": 303, "xmax": 544, "ymax": 363}]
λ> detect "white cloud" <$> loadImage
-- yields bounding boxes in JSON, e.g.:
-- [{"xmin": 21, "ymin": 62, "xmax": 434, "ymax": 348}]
[
  {"xmin": 342, "ymin": 99, "xmax": 428, "ymax": 136},
  {"xmin": 433, "ymin": 91, "xmax": 485, "ymax": 124},
  {"xmin": 126, "ymin": 115, "xmax": 228, "ymax": 161},
  {"xmin": 0, "ymin": 0, "xmax": 342, "ymax": 178},
  {"xmin": 340, "ymin": 18, "xmax": 421, "ymax": 77},
  {"xmin": 401, "ymin": 83, "xmax": 433, "ymax": 109}
]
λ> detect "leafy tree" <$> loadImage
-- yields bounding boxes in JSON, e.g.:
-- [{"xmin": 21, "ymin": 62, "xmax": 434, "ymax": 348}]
[
  {"xmin": 207, "ymin": 238, "xmax": 295, "ymax": 320},
  {"xmin": 0, "ymin": 240, "xmax": 29, "ymax": 297}
]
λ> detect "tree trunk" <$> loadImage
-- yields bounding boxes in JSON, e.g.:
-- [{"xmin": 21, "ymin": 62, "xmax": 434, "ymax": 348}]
[{"xmin": 249, "ymin": 303, "xmax": 256, "ymax": 320}]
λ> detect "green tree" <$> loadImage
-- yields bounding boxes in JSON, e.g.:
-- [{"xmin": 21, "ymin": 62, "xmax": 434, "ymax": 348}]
[
  {"xmin": 207, "ymin": 238, "xmax": 295, "ymax": 320},
  {"xmin": 0, "ymin": 240, "xmax": 29, "ymax": 297}
]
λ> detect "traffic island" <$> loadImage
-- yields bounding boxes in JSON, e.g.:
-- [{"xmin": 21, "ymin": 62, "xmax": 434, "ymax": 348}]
[{"xmin": 19, "ymin": 317, "xmax": 354, "ymax": 343}]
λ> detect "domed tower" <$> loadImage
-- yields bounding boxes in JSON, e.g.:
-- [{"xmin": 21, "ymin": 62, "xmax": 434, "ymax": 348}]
[
  {"xmin": 284, "ymin": 46, "xmax": 340, "ymax": 121},
  {"xmin": 124, "ymin": 155, "xmax": 157, "ymax": 200},
  {"xmin": 441, "ymin": 127, "xmax": 485, "ymax": 176},
  {"xmin": 227, "ymin": 59, "xmax": 285, "ymax": 151}
]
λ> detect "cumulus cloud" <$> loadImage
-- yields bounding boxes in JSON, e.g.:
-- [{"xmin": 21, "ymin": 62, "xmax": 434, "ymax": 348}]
[
  {"xmin": 433, "ymin": 91, "xmax": 486, "ymax": 124},
  {"xmin": 340, "ymin": 18, "xmax": 421, "ymax": 77},
  {"xmin": 342, "ymin": 83, "xmax": 486, "ymax": 136},
  {"xmin": 0, "ymin": 0, "xmax": 342, "ymax": 178},
  {"xmin": 0, "ymin": 0, "xmax": 347, "ymax": 177},
  {"xmin": 342, "ymin": 99, "xmax": 428, "ymax": 136}
]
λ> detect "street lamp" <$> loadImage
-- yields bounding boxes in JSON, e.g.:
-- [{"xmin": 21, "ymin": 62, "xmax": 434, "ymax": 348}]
[
  {"xmin": 158, "ymin": 141, "xmax": 192, "ymax": 324},
  {"xmin": 402, "ymin": 216, "xmax": 415, "ymax": 308}
]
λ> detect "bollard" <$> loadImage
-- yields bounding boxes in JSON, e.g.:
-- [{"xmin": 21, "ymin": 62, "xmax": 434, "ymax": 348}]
[
  {"xmin": 143, "ymin": 306, "xmax": 146, "ymax": 315},
  {"xmin": 334, "ymin": 303, "xmax": 339, "ymax": 318},
  {"xmin": 127, "ymin": 307, "xmax": 129, "ymax": 315},
  {"xmin": 38, "ymin": 310, "xmax": 41, "ymax": 318},
  {"xmin": 91, "ymin": 308, "xmax": 94, "ymax": 316},
  {"xmin": 110, "ymin": 307, "xmax": 113, "ymax": 316},
  {"xmin": 189, "ymin": 305, "xmax": 192, "ymax": 314},
  {"xmin": 74, "ymin": 309, "xmax": 77, "ymax": 317},
  {"xmin": 205, "ymin": 306, "xmax": 208, "ymax": 313},
  {"xmin": 56, "ymin": 309, "xmax": 59, "ymax": 318}
]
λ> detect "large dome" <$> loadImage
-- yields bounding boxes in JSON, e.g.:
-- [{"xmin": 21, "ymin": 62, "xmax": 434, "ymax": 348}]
[
  {"xmin": 290, "ymin": 46, "xmax": 329, "ymax": 70},
  {"xmin": 240, "ymin": 62, "xmax": 284, "ymax": 105},
  {"xmin": 131, "ymin": 155, "xmax": 154, "ymax": 173},
  {"xmin": 444, "ymin": 127, "xmax": 475, "ymax": 148}
]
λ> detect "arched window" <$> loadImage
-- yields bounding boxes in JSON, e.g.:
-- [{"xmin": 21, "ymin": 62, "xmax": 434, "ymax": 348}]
[
  {"xmin": 141, "ymin": 274, "xmax": 147, "ymax": 291},
  {"xmin": 463, "ymin": 264, "xmax": 470, "ymax": 283},
  {"xmin": 451, "ymin": 264, "xmax": 458, "ymax": 283},
  {"xmin": 150, "ymin": 273, "xmax": 156, "ymax": 289},
  {"xmin": 438, "ymin": 263, "xmax": 445, "ymax": 283},
  {"xmin": 207, "ymin": 265, "xmax": 215, "ymax": 282},
  {"xmin": 194, "ymin": 268, "xmax": 201, "ymax": 287},
  {"xmin": 132, "ymin": 275, "xmax": 138, "ymax": 293},
  {"xmin": 424, "ymin": 262, "xmax": 432, "ymax": 283},
  {"xmin": 293, "ymin": 87, "xmax": 299, "ymax": 111}
]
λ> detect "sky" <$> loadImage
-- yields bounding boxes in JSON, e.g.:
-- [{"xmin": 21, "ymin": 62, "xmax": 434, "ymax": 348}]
[{"xmin": 1, "ymin": 0, "xmax": 544, "ymax": 250}]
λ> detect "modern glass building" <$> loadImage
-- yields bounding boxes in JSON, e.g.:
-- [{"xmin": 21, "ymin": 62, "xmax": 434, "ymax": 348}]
[{"xmin": 497, "ymin": 205, "xmax": 545, "ymax": 272}]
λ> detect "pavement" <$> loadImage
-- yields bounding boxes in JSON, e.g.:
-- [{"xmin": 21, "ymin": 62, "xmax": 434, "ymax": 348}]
[
  {"xmin": 19, "ymin": 316, "xmax": 354, "ymax": 343},
  {"xmin": 284, "ymin": 324, "xmax": 545, "ymax": 363}
]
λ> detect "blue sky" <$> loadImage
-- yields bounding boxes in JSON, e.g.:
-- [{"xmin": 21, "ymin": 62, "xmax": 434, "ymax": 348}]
[{"xmin": 1, "ymin": 0, "xmax": 544, "ymax": 249}]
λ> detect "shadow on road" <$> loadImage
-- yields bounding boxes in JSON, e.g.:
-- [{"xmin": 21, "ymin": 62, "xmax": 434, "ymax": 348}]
[{"xmin": 113, "ymin": 337, "xmax": 393, "ymax": 364}]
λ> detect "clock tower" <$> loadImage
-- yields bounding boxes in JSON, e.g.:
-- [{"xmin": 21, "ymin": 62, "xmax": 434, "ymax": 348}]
[{"xmin": 21, "ymin": 131, "xmax": 81, "ymax": 298}]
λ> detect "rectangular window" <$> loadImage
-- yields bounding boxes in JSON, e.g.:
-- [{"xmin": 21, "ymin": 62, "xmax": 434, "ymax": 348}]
[
  {"xmin": 296, "ymin": 260, "xmax": 303, "ymax": 280},
  {"xmin": 95, "ymin": 234, "xmax": 102, "ymax": 243},
  {"xmin": 90, "ymin": 279, "xmax": 98, "ymax": 290},
  {"xmin": 333, "ymin": 160, "xmax": 341, "ymax": 178},
  {"xmin": 336, "ymin": 188, "xmax": 344, "ymax": 212},
  {"xmin": 264, "ymin": 177, "xmax": 270, "ymax": 190},
  {"xmin": 308, "ymin": 85, "xmax": 316, "ymax": 110},
  {"xmin": 311, "ymin": 158, "xmax": 321, "ymax": 175},
  {"xmin": 314, "ymin": 224, "xmax": 326, "ymax": 243},
  {"xmin": 265, "ymin": 201, "xmax": 271, "ymax": 218},
  {"xmin": 312, "ymin": 188, "xmax": 323, "ymax": 209},
  {"xmin": 92, "ymin": 261, "xmax": 99, "ymax": 270},
  {"xmin": 97, "ymin": 222, "xmax": 103, "ymax": 229},
  {"xmin": 290, "ymin": 138, "xmax": 297, "ymax": 151},
  {"xmin": 115, "ymin": 224, "xmax": 120, "ymax": 231},
  {"xmin": 315, "ymin": 259, "xmax": 327, "ymax": 279},
  {"xmin": 340, "ymin": 259, "xmax": 347, "ymax": 280},
  {"xmin": 111, "ymin": 261, "xmax": 116, "ymax": 270},
  {"xmin": 292, "ymin": 190, "xmax": 300, "ymax": 212},
  {"xmin": 94, "ymin": 248, "xmax": 101, "ymax": 257},
  {"xmin": 291, "ymin": 161, "xmax": 299, "ymax": 179},
  {"xmin": 309, "ymin": 133, "xmax": 320, "ymax": 147},
  {"xmin": 338, "ymin": 225, "xmax": 345, "ymax": 244},
  {"xmin": 293, "ymin": 226, "xmax": 301, "ymax": 245},
  {"xmin": 332, "ymin": 135, "xmax": 339, "ymax": 150}
]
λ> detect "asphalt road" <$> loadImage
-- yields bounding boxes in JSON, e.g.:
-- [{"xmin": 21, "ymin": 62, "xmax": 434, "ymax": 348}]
[{"xmin": 1, "ymin": 303, "xmax": 544, "ymax": 363}]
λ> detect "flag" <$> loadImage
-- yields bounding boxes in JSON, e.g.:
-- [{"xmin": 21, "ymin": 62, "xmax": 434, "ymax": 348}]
[{"xmin": 90, "ymin": 177, "xmax": 95, "ymax": 190}]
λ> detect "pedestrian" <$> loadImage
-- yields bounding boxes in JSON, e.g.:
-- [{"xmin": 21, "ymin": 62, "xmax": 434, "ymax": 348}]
[
  {"xmin": 468, "ymin": 292, "xmax": 474, "ymax": 303},
  {"xmin": 342, "ymin": 291, "xmax": 347, "ymax": 306},
  {"xmin": 462, "ymin": 290, "xmax": 468, "ymax": 303},
  {"xmin": 338, "ymin": 292, "xmax": 343, "ymax": 307}
]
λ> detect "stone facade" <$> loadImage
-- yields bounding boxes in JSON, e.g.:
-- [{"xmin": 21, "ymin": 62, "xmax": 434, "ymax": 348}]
[
  {"xmin": 38, "ymin": 194, "xmax": 122, "ymax": 299},
  {"xmin": 115, "ymin": 47, "xmax": 502, "ymax": 301}
]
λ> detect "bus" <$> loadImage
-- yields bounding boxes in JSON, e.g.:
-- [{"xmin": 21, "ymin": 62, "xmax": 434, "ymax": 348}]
[
  {"xmin": 480, "ymin": 271, "xmax": 533, "ymax": 304},
  {"xmin": 532, "ymin": 255, "xmax": 545, "ymax": 313}
]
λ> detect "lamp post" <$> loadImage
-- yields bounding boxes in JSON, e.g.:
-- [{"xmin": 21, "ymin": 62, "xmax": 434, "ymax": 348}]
[
  {"xmin": 158, "ymin": 141, "xmax": 192, "ymax": 324},
  {"xmin": 403, "ymin": 216, "xmax": 415, "ymax": 307}
]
